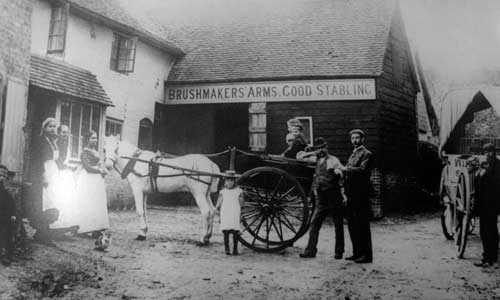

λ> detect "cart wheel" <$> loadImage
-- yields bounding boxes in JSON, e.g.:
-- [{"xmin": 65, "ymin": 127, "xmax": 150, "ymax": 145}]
[
  {"xmin": 441, "ymin": 198, "xmax": 455, "ymax": 240},
  {"xmin": 440, "ymin": 167, "xmax": 454, "ymax": 240},
  {"xmin": 237, "ymin": 167, "xmax": 309, "ymax": 252},
  {"xmin": 455, "ymin": 174, "xmax": 470, "ymax": 258}
]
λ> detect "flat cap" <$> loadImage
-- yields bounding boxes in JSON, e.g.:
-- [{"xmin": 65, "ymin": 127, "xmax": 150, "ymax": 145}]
[
  {"xmin": 349, "ymin": 129, "xmax": 365, "ymax": 137},
  {"xmin": 483, "ymin": 143, "xmax": 496, "ymax": 152}
]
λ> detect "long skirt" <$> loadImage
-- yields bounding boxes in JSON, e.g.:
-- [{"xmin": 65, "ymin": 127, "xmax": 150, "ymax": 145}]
[
  {"xmin": 49, "ymin": 169, "xmax": 78, "ymax": 229},
  {"xmin": 74, "ymin": 169, "xmax": 109, "ymax": 234}
]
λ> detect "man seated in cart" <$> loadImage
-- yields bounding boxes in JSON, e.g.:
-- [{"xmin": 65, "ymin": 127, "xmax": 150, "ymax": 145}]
[{"xmin": 281, "ymin": 118, "xmax": 308, "ymax": 159}]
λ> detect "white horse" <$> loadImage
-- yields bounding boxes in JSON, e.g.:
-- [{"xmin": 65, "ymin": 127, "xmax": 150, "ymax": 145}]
[{"xmin": 103, "ymin": 135, "xmax": 220, "ymax": 245}]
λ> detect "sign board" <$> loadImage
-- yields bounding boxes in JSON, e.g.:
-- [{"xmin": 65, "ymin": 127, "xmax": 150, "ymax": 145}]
[{"xmin": 165, "ymin": 79, "xmax": 376, "ymax": 104}]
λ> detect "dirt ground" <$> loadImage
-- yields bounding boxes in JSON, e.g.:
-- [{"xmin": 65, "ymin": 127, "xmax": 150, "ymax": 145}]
[{"xmin": 1, "ymin": 208, "xmax": 500, "ymax": 300}]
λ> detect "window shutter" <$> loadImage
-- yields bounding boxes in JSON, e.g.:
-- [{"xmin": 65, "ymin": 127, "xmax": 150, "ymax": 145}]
[
  {"xmin": 248, "ymin": 102, "xmax": 266, "ymax": 152},
  {"xmin": 1, "ymin": 78, "xmax": 28, "ymax": 173}
]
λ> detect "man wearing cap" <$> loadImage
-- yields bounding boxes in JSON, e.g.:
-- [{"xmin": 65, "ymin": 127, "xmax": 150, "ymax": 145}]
[
  {"xmin": 341, "ymin": 129, "xmax": 373, "ymax": 263},
  {"xmin": 300, "ymin": 137, "xmax": 345, "ymax": 258},
  {"xmin": 0, "ymin": 164, "xmax": 16, "ymax": 265},
  {"xmin": 474, "ymin": 143, "xmax": 500, "ymax": 267}
]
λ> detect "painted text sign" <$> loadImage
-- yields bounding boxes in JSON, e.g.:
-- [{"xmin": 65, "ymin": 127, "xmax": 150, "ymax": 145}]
[{"xmin": 165, "ymin": 79, "xmax": 376, "ymax": 104}]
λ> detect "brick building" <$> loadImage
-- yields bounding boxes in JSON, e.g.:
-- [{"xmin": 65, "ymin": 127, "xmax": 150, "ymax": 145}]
[
  {"xmin": 0, "ymin": 0, "xmax": 33, "ymax": 177},
  {"xmin": 154, "ymin": 0, "xmax": 434, "ymax": 216}
]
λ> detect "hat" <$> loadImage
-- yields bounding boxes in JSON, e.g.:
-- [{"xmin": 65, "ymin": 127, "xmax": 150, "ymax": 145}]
[
  {"xmin": 224, "ymin": 170, "xmax": 238, "ymax": 178},
  {"xmin": 287, "ymin": 118, "xmax": 304, "ymax": 130},
  {"xmin": 483, "ymin": 143, "xmax": 496, "ymax": 152},
  {"xmin": 349, "ymin": 129, "xmax": 365, "ymax": 137},
  {"xmin": 310, "ymin": 137, "xmax": 327, "ymax": 150}
]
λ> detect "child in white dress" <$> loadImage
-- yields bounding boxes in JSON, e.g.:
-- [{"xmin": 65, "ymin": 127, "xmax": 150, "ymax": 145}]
[{"xmin": 216, "ymin": 171, "xmax": 244, "ymax": 255}]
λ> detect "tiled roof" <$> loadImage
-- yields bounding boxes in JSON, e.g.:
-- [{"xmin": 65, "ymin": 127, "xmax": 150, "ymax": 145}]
[
  {"xmin": 68, "ymin": 0, "xmax": 183, "ymax": 55},
  {"xmin": 161, "ymin": 0, "xmax": 396, "ymax": 82},
  {"xmin": 30, "ymin": 55, "xmax": 113, "ymax": 106}
]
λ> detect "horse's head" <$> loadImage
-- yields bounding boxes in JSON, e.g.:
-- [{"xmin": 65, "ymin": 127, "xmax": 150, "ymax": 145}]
[{"xmin": 103, "ymin": 135, "xmax": 120, "ymax": 170}]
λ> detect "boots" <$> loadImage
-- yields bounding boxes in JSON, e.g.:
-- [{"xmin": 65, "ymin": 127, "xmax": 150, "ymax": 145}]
[
  {"xmin": 223, "ymin": 230, "xmax": 230, "ymax": 255},
  {"xmin": 232, "ymin": 230, "xmax": 239, "ymax": 255}
]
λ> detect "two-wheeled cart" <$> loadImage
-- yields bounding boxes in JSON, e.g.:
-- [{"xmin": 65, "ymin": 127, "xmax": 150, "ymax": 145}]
[
  {"xmin": 124, "ymin": 147, "xmax": 317, "ymax": 252},
  {"xmin": 438, "ymin": 87, "xmax": 500, "ymax": 258}
]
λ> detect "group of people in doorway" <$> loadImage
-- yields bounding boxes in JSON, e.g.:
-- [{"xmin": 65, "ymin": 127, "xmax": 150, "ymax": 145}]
[{"xmin": 28, "ymin": 117, "xmax": 110, "ymax": 247}]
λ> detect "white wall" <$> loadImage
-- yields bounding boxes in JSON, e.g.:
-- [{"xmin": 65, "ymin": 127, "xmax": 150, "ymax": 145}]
[{"xmin": 30, "ymin": 0, "xmax": 176, "ymax": 144}]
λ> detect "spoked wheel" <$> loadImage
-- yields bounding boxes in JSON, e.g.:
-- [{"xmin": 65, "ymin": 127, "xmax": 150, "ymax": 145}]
[
  {"xmin": 237, "ymin": 167, "xmax": 309, "ymax": 252},
  {"xmin": 441, "ymin": 197, "xmax": 455, "ymax": 240},
  {"xmin": 454, "ymin": 174, "xmax": 471, "ymax": 258},
  {"xmin": 440, "ymin": 167, "xmax": 455, "ymax": 240}
]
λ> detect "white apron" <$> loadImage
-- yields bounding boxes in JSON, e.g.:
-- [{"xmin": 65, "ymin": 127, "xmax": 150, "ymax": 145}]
[
  {"xmin": 74, "ymin": 168, "xmax": 109, "ymax": 233},
  {"xmin": 220, "ymin": 187, "xmax": 242, "ymax": 231},
  {"xmin": 49, "ymin": 168, "xmax": 78, "ymax": 229}
]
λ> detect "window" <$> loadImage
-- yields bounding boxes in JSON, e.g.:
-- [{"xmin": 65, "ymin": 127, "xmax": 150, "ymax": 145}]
[
  {"xmin": 295, "ymin": 116, "xmax": 313, "ymax": 145},
  {"xmin": 47, "ymin": 4, "xmax": 68, "ymax": 54},
  {"xmin": 105, "ymin": 118, "xmax": 123, "ymax": 139},
  {"xmin": 110, "ymin": 33, "xmax": 137, "ymax": 73},
  {"xmin": 59, "ymin": 101, "xmax": 103, "ymax": 159},
  {"xmin": 138, "ymin": 118, "xmax": 153, "ymax": 150},
  {"xmin": 249, "ymin": 103, "xmax": 266, "ymax": 151}
]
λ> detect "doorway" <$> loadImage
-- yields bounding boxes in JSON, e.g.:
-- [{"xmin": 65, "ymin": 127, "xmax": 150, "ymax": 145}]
[{"xmin": 214, "ymin": 104, "xmax": 249, "ymax": 152}]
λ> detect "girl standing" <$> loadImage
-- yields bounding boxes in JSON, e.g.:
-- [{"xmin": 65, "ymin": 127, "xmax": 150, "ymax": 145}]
[
  {"xmin": 75, "ymin": 130, "xmax": 109, "ymax": 235},
  {"xmin": 216, "ymin": 171, "xmax": 244, "ymax": 255}
]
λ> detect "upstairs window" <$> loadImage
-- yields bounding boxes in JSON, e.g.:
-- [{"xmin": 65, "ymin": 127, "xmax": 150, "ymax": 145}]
[
  {"xmin": 47, "ymin": 4, "xmax": 68, "ymax": 54},
  {"xmin": 110, "ymin": 33, "xmax": 137, "ymax": 73}
]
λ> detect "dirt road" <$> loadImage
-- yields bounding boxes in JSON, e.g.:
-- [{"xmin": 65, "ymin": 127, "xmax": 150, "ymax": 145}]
[{"xmin": 2, "ymin": 208, "xmax": 500, "ymax": 300}]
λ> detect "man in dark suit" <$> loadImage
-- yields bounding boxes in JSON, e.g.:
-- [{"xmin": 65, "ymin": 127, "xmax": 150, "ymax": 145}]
[
  {"xmin": 474, "ymin": 143, "xmax": 500, "ymax": 267},
  {"xmin": 341, "ymin": 129, "xmax": 373, "ymax": 263}
]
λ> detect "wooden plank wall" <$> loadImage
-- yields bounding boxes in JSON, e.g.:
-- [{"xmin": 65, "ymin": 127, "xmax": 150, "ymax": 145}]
[
  {"xmin": 377, "ymin": 7, "xmax": 419, "ymax": 211},
  {"xmin": 267, "ymin": 101, "xmax": 378, "ymax": 163}
]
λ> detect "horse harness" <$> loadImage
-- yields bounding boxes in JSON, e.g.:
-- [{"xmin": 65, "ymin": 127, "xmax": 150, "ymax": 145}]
[{"xmin": 116, "ymin": 150, "xmax": 212, "ymax": 193}]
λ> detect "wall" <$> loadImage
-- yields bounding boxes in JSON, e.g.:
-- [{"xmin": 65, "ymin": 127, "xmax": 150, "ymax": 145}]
[
  {"xmin": 0, "ymin": 0, "xmax": 32, "ymax": 82},
  {"xmin": 30, "ymin": 0, "xmax": 176, "ymax": 145},
  {"xmin": 267, "ymin": 100, "xmax": 378, "ymax": 163},
  {"xmin": 30, "ymin": 0, "xmax": 177, "ymax": 207},
  {"xmin": 0, "ymin": 0, "xmax": 32, "ymax": 175},
  {"xmin": 377, "ymin": 6, "xmax": 419, "ymax": 212}
]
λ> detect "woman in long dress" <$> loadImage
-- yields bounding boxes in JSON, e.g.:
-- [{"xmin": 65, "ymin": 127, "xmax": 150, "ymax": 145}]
[
  {"xmin": 50, "ymin": 125, "xmax": 78, "ymax": 232},
  {"xmin": 30, "ymin": 118, "xmax": 60, "ymax": 243},
  {"xmin": 75, "ymin": 130, "xmax": 109, "ymax": 235}
]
